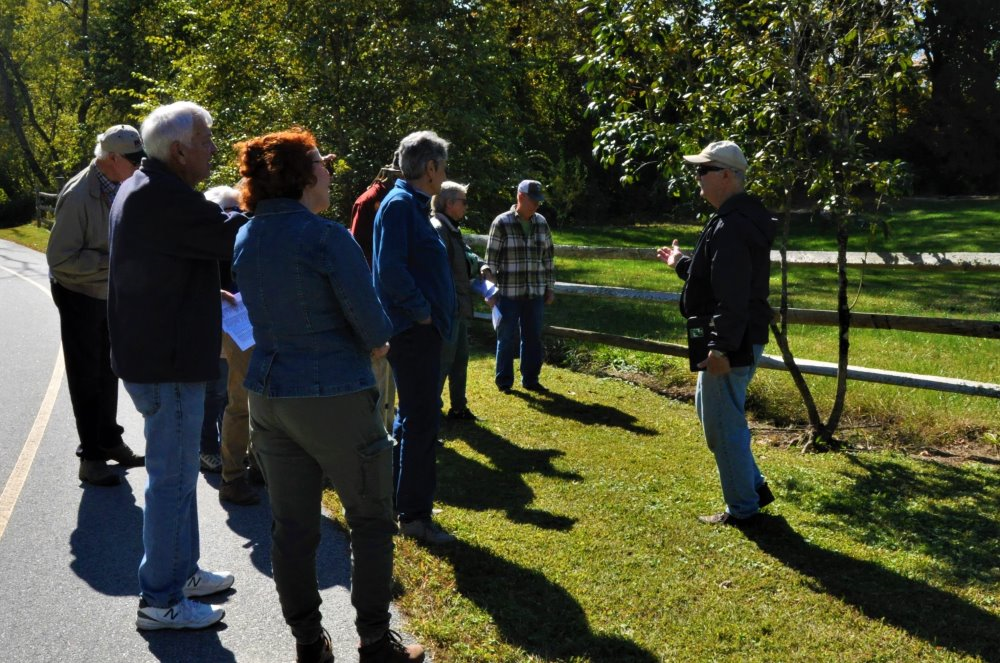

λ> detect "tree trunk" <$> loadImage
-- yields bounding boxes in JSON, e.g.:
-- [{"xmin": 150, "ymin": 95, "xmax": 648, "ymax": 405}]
[
  {"xmin": 0, "ymin": 48, "xmax": 50, "ymax": 188},
  {"xmin": 825, "ymin": 218, "xmax": 851, "ymax": 433}
]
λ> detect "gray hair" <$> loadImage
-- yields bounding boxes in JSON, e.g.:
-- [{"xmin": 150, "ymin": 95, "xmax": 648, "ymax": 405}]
[
  {"xmin": 204, "ymin": 185, "xmax": 241, "ymax": 210},
  {"xmin": 94, "ymin": 142, "xmax": 110, "ymax": 160},
  {"xmin": 432, "ymin": 181, "xmax": 468, "ymax": 213},
  {"xmin": 396, "ymin": 130, "xmax": 449, "ymax": 180},
  {"xmin": 141, "ymin": 102, "xmax": 213, "ymax": 161}
]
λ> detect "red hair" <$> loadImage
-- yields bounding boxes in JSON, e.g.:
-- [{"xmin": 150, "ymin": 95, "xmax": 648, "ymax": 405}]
[{"xmin": 236, "ymin": 128, "xmax": 318, "ymax": 212}]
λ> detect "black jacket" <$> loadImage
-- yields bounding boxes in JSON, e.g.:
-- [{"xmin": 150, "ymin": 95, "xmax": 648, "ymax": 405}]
[
  {"xmin": 108, "ymin": 158, "xmax": 246, "ymax": 382},
  {"xmin": 676, "ymin": 192, "xmax": 776, "ymax": 365}
]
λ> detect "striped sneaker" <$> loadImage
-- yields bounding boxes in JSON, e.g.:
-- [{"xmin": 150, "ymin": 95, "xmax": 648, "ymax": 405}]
[{"xmin": 136, "ymin": 598, "xmax": 224, "ymax": 631}]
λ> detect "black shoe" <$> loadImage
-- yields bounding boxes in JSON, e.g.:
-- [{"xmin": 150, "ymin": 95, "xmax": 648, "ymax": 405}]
[
  {"xmin": 446, "ymin": 406, "xmax": 476, "ymax": 421},
  {"xmin": 523, "ymin": 382, "xmax": 548, "ymax": 393},
  {"xmin": 297, "ymin": 628, "xmax": 334, "ymax": 663},
  {"xmin": 102, "ymin": 443, "xmax": 145, "ymax": 467},
  {"xmin": 219, "ymin": 476, "xmax": 260, "ymax": 505},
  {"xmin": 757, "ymin": 483, "xmax": 775, "ymax": 509},
  {"xmin": 359, "ymin": 629, "xmax": 424, "ymax": 662},
  {"xmin": 497, "ymin": 385, "xmax": 512, "ymax": 394},
  {"xmin": 79, "ymin": 459, "xmax": 121, "ymax": 487}
]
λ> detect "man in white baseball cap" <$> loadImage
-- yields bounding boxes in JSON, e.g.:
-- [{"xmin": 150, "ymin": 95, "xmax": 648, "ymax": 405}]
[{"xmin": 657, "ymin": 139, "xmax": 778, "ymax": 526}]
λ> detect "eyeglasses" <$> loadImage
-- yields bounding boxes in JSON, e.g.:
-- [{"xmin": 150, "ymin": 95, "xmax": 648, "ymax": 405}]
[
  {"xmin": 122, "ymin": 153, "xmax": 144, "ymax": 167},
  {"xmin": 314, "ymin": 155, "xmax": 335, "ymax": 176},
  {"xmin": 695, "ymin": 165, "xmax": 726, "ymax": 176}
]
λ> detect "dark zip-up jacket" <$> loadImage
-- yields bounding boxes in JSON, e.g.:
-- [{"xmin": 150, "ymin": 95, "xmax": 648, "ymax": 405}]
[
  {"xmin": 675, "ymin": 192, "xmax": 776, "ymax": 365},
  {"xmin": 108, "ymin": 158, "xmax": 246, "ymax": 382}
]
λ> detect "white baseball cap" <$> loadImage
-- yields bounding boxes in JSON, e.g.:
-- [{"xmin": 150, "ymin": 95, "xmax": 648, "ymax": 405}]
[{"xmin": 682, "ymin": 140, "xmax": 748, "ymax": 172}]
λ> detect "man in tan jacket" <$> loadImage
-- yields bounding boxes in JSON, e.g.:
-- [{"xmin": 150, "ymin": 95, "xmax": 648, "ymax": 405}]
[{"xmin": 47, "ymin": 124, "xmax": 147, "ymax": 486}]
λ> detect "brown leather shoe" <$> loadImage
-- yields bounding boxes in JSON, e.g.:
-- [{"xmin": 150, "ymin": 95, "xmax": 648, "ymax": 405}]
[
  {"xmin": 219, "ymin": 476, "xmax": 260, "ymax": 505},
  {"xmin": 79, "ymin": 459, "xmax": 121, "ymax": 487},
  {"xmin": 101, "ymin": 443, "xmax": 145, "ymax": 467},
  {"xmin": 359, "ymin": 630, "xmax": 424, "ymax": 662}
]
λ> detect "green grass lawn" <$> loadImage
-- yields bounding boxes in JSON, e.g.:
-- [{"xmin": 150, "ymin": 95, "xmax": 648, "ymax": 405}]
[
  {"xmin": 325, "ymin": 351, "xmax": 1000, "ymax": 662},
  {"xmin": 0, "ymin": 223, "xmax": 51, "ymax": 253}
]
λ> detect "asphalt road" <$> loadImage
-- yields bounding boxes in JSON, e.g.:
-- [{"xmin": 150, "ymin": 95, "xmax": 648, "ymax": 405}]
[{"xmin": 0, "ymin": 239, "xmax": 418, "ymax": 663}]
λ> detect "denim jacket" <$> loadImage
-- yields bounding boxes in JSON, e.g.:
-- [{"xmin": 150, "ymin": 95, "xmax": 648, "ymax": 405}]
[
  {"xmin": 233, "ymin": 198, "xmax": 393, "ymax": 398},
  {"xmin": 372, "ymin": 180, "xmax": 455, "ymax": 340}
]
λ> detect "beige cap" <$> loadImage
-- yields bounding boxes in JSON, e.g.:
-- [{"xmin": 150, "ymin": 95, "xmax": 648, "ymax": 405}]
[
  {"xmin": 98, "ymin": 124, "xmax": 144, "ymax": 159},
  {"xmin": 683, "ymin": 140, "xmax": 748, "ymax": 172}
]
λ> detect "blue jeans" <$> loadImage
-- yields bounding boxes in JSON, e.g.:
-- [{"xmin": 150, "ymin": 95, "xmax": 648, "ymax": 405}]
[
  {"xmin": 495, "ymin": 296, "xmax": 545, "ymax": 389},
  {"xmin": 200, "ymin": 358, "xmax": 228, "ymax": 455},
  {"xmin": 695, "ymin": 344, "xmax": 766, "ymax": 519},
  {"xmin": 124, "ymin": 381, "xmax": 206, "ymax": 608},
  {"xmin": 387, "ymin": 324, "xmax": 442, "ymax": 522},
  {"xmin": 440, "ymin": 317, "xmax": 469, "ymax": 409}
]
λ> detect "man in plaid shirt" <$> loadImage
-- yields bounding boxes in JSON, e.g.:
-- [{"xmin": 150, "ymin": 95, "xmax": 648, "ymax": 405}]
[{"xmin": 483, "ymin": 180, "xmax": 555, "ymax": 393}]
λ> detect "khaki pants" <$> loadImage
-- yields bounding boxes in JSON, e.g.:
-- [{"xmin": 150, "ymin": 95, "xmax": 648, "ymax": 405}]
[
  {"xmin": 372, "ymin": 354, "xmax": 396, "ymax": 433},
  {"xmin": 221, "ymin": 333, "xmax": 253, "ymax": 482}
]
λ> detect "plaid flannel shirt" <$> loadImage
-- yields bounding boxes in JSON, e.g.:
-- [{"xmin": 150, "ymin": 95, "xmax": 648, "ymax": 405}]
[{"xmin": 484, "ymin": 206, "xmax": 554, "ymax": 298}]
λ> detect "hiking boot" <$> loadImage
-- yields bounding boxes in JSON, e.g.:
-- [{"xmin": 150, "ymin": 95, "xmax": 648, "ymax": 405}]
[
  {"xmin": 183, "ymin": 569, "xmax": 235, "ymax": 598},
  {"xmin": 358, "ymin": 629, "xmax": 424, "ymax": 662},
  {"xmin": 102, "ymin": 442, "xmax": 145, "ymax": 467},
  {"xmin": 136, "ymin": 597, "xmax": 225, "ymax": 631},
  {"xmin": 757, "ymin": 482, "xmax": 775, "ymax": 509},
  {"xmin": 200, "ymin": 453, "xmax": 222, "ymax": 473},
  {"xmin": 399, "ymin": 518, "xmax": 456, "ymax": 545},
  {"xmin": 297, "ymin": 628, "xmax": 335, "ymax": 663},
  {"xmin": 220, "ymin": 476, "xmax": 259, "ymax": 505},
  {"xmin": 446, "ymin": 406, "xmax": 477, "ymax": 421},
  {"xmin": 79, "ymin": 459, "xmax": 121, "ymax": 487}
]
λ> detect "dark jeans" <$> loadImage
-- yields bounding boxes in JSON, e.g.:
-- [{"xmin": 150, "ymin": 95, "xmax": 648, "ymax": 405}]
[
  {"xmin": 51, "ymin": 281, "xmax": 124, "ymax": 461},
  {"xmin": 495, "ymin": 295, "xmax": 545, "ymax": 389},
  {"xmin": 200, "ymin": 358, "xmax": 228, "ymax": 455},
  {"xmin": 249, "ymin": 389, "xmax": 396, "ymax": 644},
  {"xmin": 387, "ymin": 323, "xmax": 443, "ymax": 522}
]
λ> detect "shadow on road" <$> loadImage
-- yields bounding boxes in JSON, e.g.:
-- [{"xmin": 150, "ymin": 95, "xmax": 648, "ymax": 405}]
[{"xmin": 69, "ymin": 474, "xmax": 144, "ymax": 596}]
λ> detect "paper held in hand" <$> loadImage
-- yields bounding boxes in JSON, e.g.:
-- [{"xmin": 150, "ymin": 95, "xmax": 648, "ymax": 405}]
[{"xmin": 222, "ymin": 292, "xmax": 256, "ymax": 351}]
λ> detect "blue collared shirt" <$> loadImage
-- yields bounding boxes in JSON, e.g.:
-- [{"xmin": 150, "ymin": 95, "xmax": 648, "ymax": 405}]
[
  {"xmin": 372, "ymin": 179, "xmax": 456, "ymax": 339},
  {"xmin": 233, "ymin": 198, "xmax": 392, "ymax": 398}
]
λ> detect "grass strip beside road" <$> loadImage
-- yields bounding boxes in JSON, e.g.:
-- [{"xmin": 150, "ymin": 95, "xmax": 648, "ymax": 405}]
[{"xmin": 323, "ymin": 354, "xmax": 999, "ymax": 662}]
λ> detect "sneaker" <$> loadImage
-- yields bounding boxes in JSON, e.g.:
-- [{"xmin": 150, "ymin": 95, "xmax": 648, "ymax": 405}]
[
  {"xmin": 101, "ymin": 442, "xmax": 145, "ymax": 467},
  {"xmin": 757, "ymin": 483, "xmax": 775, "ymax": 509},
  {"xmin": 219, "ymin": 476, "xmax": 260, "ymax": 505},
  {"xmin": 183, "ymin": 569, "xmax": 235, "ymax": 598},
  {"xmin": 136, "ymin": 597, "xmax": 225, "ymax": 631},
  {"xmin": 359, "ymin": 629, "xmax": 425, "ymax": 662},
  {"xmin": 446, "ymin": 406, "xmax": 477, "ymax": 421},
  {"xmin": 79, "ymin": 459, "xmax": 121, "ymax": 487},
  {"xmin": 200, "ymin": 453, "xmax": 222, "ymax": 473},
  {"xmin": 297, "ymin": 628, "xmax": 335, "ymax": 663},
  {"xmin": 399, "ymin": 518, "xmax": 456, "ymax": 545},
  {"xmin": 522, "ymin": 382, "xmax": 549, "ymax": 393},
  {"xmin": 697, "ymin": 512, "xmax": 758, "ymax": 527}
]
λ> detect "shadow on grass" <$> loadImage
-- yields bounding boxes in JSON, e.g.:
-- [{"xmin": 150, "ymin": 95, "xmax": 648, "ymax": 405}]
[
  {"xmin": 437, "ymin": 421, "xmax": 578, "ymax": 531},
  {"xmin": 742, "ymin": 515, "xmax": 1000, "ymax": 661},
  {"xmin": 438, "ymin": 539, "xmax": 659, "ymax": 662},
  {"xmin": 812, "ymin": 455, "xmax": 1000, "ymax": 586},
  {"xmin": 510, "ymin": 388, "xmax": 658, "ymax": 435}
]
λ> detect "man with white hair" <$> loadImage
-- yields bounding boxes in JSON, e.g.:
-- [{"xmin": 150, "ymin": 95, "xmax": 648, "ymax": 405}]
[
  {"xmin": 657, "ymin": 140, "xmax": 777, "ymax": 526},
  {"xmin": 372, "ymin": 130, "xmax": 457, "ymax": 545},
  {"xmin": 108, "ymin": 102, "xmax": 246, "ymax": 630},
  {"xmin": 47, "ymin": 125, "xmax": 147, "ymax": 486}
]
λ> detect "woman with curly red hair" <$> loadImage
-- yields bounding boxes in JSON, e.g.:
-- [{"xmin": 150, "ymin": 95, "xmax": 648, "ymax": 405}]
[{"xmin": 232, "ymin": 128, "xmax": 424, "ymax": 663}]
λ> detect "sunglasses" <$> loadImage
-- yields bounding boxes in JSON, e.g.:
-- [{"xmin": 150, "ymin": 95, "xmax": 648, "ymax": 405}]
[
  {"xmin": 695, "ymin": 165, "xmax": 726, "ymax": 176},
  {"xmin": 314, "ymin": 155, "xmax": 335, "ymax": 176}
]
